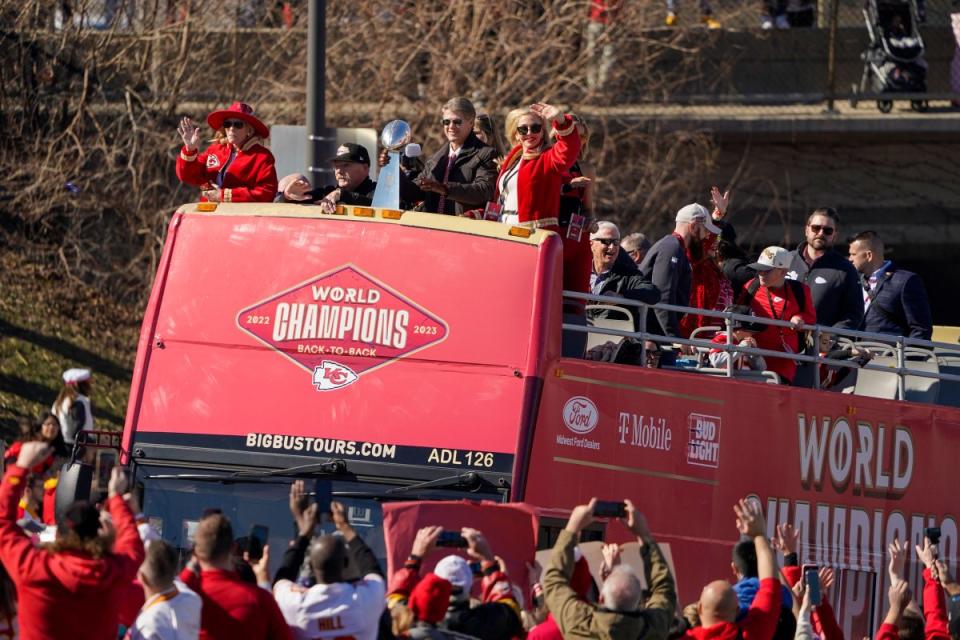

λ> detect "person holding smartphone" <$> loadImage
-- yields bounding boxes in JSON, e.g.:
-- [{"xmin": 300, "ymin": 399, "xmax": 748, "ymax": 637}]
[
  {"xmin": 541, "ymin": 497, "xmax": 677, "ymax": 638},
  {"xmin": 386, "ymin": 525, "xmax": 522, "ymax": 640}
]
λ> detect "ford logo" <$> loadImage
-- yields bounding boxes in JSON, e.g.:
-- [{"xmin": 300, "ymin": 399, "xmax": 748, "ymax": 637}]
[{"xmin": 563, "ymin": 396, "xmax": 599, "ymax": 434}]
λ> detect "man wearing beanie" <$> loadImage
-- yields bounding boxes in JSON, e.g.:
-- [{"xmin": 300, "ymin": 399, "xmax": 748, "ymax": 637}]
[
  {"xmin": 0, "ymin": 441, "xmax": 145, "ymax": 640},
  {"xmin": 388, "ymin": 525, "xmax": 522, "ymax": 640},
  {"xmin": 406, "ymin": 573, "xmax": 478, "ymax": 639}
]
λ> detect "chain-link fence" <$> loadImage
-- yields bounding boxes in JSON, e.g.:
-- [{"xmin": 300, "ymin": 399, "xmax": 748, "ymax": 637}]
[{"xmin": 15, "ymin": 0, "xmax": 960, "ymax": 112}]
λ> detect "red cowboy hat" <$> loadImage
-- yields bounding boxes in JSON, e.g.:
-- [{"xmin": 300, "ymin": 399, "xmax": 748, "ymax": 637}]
[{"xmin": 207, "ymin": 101, "xmax": 269, "ymax": 139}]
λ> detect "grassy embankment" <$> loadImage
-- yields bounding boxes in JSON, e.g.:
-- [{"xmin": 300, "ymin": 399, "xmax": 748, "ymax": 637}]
[{"xmin": 0, "ymin": 252, "xmax": 141, "ymax": 440}]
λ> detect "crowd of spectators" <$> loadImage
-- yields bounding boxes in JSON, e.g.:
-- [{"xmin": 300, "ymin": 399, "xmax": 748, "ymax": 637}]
[{"xmin": 1, "ymin": 436, "xmax": 957, "ymax": 640}]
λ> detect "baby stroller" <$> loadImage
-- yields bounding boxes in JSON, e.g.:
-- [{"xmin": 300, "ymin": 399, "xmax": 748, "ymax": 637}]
[{"xmin": 852, "ymin": 0, "xmax": 928, "ymax": 113}]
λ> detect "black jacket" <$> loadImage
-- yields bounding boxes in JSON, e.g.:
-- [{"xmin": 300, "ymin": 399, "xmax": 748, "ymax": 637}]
[
  {"xmin": 639, "ymin": 233, "xmax": 691, "ymax": 337},
  {"xmin": 785, "ymin": 244, "xmax": 864, "ymax": 330},
  {"xmin": 862, "ymin": 262, "xmax": 933, "ymax": 339},
  {"xmin": 591, "ymin": 250, "xmax": 661, "ymax": 330},
  {"xmin": 442, "ymin": 600, "xmax": 521, "ymax": 640},
  {"xmin": 399, "ymin": 132, "xmax": 498, "ymax": 215},
  {"xmin": 280, "ymin": 176, "xmax": 377, "ymax": 206}
]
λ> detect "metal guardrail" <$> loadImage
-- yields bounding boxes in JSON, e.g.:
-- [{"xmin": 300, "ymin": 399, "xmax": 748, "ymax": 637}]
[{"xmin": 562, "ymin": 290, "xmax": 960, "ymax": 398}]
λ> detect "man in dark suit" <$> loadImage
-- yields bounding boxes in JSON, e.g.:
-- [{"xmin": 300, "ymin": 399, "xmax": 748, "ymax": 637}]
[
  {"xmin": 397, "ymin": 97, "xmax": 498, "ymax": 215},
  {"xmin": 848, "ymin": 230, "xmax": 933, "ymax": 339}
]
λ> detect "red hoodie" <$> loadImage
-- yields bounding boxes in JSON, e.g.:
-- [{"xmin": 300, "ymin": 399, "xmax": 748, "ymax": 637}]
[
  {"xmin": 179, "ymin": 567, "xmax": 292, "ymax": 640},
  {"xmin": 0, "ymin": 464, "xmax": 145, "ymax": 640},
  {"xmin": 681, "ymin": 577, "xmax": 782, "ymax": 640}
]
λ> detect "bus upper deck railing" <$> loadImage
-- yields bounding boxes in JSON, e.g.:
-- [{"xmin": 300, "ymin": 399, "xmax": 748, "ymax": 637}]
[{"xmin": 561, "ymin": 290, "xmax": 960, "ymax": 404}]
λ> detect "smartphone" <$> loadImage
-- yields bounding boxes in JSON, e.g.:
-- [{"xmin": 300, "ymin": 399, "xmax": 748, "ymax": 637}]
[
  {"xmin": 248, "ymin": 524, "xmax": 269, "ymax": 561},
  {"xmin": 926, "ymin": 526, "xmax": 942, "ymax": 545},
  {"xmin": 803, "ymin": 564, "xmax": 822, "ymax": 607},
  {"xmin": 313, "ymin": 479, "xmax": 332, "ymax": 515},
  {"xmin": 436, "ymin": 530, "xmax": 468, "ymax": 548},
  {"xmin": 593, "ymin": 500, "xmax": 627, "ymax": 518}
]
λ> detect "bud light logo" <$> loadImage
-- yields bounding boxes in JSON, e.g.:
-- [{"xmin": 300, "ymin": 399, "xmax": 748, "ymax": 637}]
[{"xmin": 563, "ymin": 396, "xmax": 599, "ymax": 435}]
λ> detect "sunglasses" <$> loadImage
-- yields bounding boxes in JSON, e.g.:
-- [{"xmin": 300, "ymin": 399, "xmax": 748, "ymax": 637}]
[
  {"xmin": 442, "ymin": 118, "xmax": 463, "ymax": 127},
  {"xmin": 517, "ymin": 124, "xmax": 543, "ymax": 136},
  {"xmin": 809, "ymin": 224, "xmax": 835, "ymax": 236},
  {"xmin": 223, "ymin": 120, "xmax": 246, "ymax": 129},
  {"xmin": 591, "ymin": 237, "xmax": 619, "ymax": 246}
]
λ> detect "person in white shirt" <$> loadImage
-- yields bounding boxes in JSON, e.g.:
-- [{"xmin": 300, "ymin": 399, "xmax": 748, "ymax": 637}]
[
  {"xmin": 52, "ymin": 368, "xmax": 95, "ymax": 448},
  {"xmin": 129, "ymin": 539, "xmax": 201, "ymax": 640},
  {"xmin": 273, "ymin": 482, "xmax": 386, "ymax": 640}
]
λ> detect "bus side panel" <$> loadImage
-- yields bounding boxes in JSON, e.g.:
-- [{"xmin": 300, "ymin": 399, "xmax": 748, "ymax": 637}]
[
  {"xmin": 122, "ymin": 213, "xmax": 184, "ymax": 463},
  {"xmin": 525, "ymin": 359, "xmax": 960, "ymax": 637},
  {"xmin": 126, "ymin": 215, "xmax": 545, "ymax": 473}
]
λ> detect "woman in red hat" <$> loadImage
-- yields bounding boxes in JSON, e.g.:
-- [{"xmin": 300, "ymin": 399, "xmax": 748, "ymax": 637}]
[{"xmin": 176, "ymin": 101, "xmax": 278, "ymax": 203}]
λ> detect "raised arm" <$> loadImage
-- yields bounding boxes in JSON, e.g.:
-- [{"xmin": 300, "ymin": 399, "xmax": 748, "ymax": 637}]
[
  {"xmin": 273, "ymin": 480, "xmax": 318, "ymax": 585},
  {"xmin": 736, "ymin": 497, "xmax": 782, "ymax": 640},
  {"xmin": 529, "ymin": 103, "xmax": 581, "ymax": 176},
  {"xmin": 542, "ymin": 499, "xmax": 599, "ymax": 636},
  {"xmin": 916, "ymin": 537, "xmax": 950, "ymax": 640},
  {"xmin": 0, "ymin": 442, "xmax": 51, "ymax": 584},
  {"xmin": 105, "ymin": 467, "xmax": 145, "ymax": 579},
  {"xmin": 624, "ymin": 499, "xmax": 676, "ymax": 636},
  {"xmin": 332, "ymin": 501, "xmax": 382, "ymax": 579}
]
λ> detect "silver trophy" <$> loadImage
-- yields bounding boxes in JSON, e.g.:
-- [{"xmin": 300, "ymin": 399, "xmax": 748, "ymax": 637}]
[{"xmin": 371, "ymin": 120, "xmax": 412, "ymax": 210}]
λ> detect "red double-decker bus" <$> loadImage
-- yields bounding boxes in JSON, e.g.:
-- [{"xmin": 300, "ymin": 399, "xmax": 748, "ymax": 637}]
[{"xmin": 110, "ymin": 202, "xmax": 957, "ymax": 637}]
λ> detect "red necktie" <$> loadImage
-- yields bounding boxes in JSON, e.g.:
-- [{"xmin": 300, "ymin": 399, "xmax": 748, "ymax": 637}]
[{"xmin": 436, "ymin": 152, "xmax": 455, "ymax": 214}]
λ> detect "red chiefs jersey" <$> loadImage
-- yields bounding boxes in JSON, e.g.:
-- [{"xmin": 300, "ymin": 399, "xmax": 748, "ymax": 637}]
[{"xmin": 176, "ymin": 139, "xmax": 278, "ymax": 203}]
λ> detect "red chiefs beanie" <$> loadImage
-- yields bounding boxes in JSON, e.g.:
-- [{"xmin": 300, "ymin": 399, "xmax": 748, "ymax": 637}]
[{"xmin": 409, "ymin": 573, "xmax": 453, "ymax": 624}]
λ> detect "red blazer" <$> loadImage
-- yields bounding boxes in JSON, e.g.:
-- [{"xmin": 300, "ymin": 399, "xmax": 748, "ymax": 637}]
[
  {"xmin": 495, "ymin": 115, "xmax": 580, "ymax": 229},
  {"xmin": 176, "ymin": 138, "xmax": 278, "ymax": 203}
]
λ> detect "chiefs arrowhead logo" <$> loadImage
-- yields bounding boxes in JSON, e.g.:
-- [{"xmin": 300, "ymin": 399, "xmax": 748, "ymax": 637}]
[
  {"xmin": 236, "ymin": 264, "xmax": 448, "ymax": 391},
  {"xmin": 313, "ymin": 360, "xmax": 359, "ymax": 391}
]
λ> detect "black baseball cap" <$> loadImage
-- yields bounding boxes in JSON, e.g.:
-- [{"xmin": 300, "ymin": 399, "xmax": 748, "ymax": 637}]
[{"xmin": 329, "ymin": 143, "xmax": 370, "ymax": 165}]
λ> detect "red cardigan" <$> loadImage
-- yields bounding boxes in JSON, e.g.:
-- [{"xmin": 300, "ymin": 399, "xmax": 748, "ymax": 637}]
[
  {"xmin": 176, "ymin": 138, "xmax": 278, "ymax": 203},
  {"xmin": 494, "ymin": 115, "xmax": 580, "ymax": 228}
]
